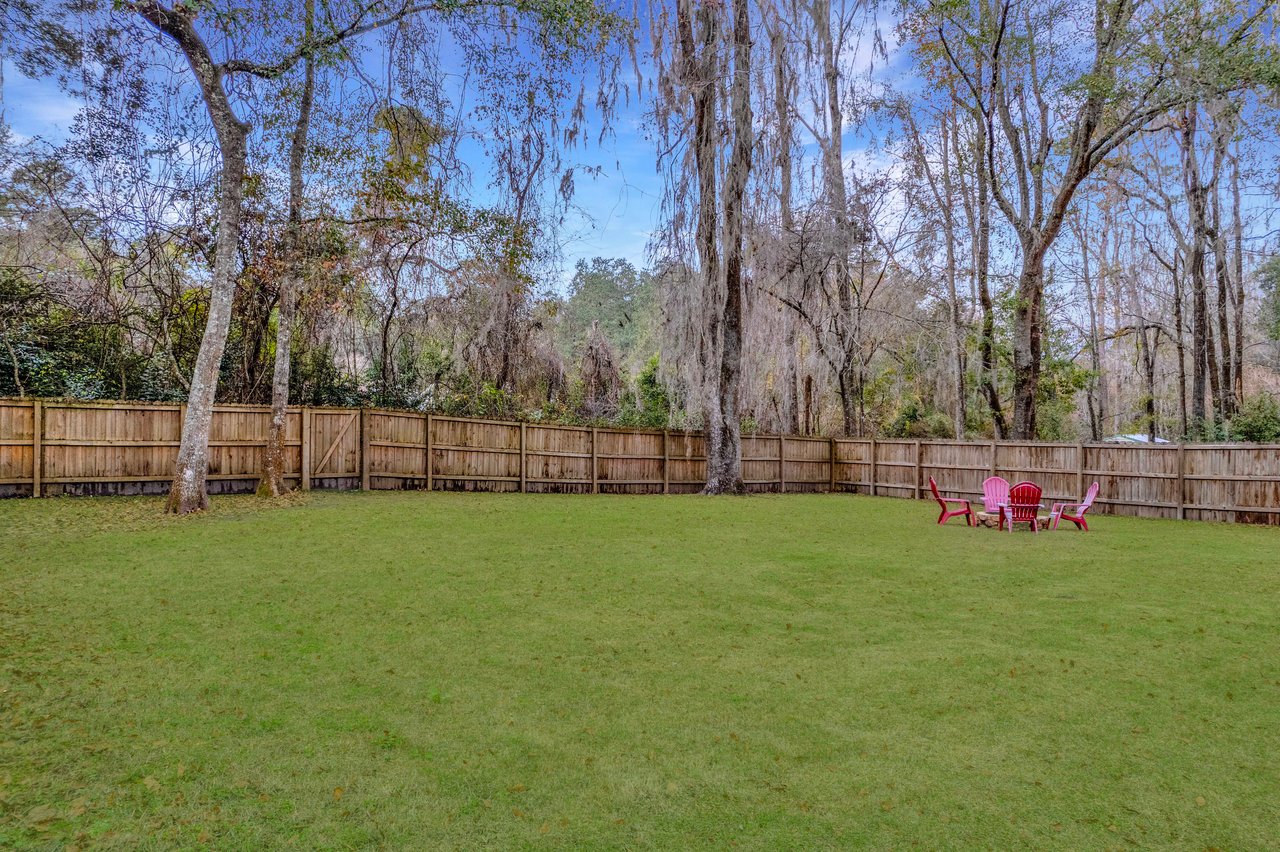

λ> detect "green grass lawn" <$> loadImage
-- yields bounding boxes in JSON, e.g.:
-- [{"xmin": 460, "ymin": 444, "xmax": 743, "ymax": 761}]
[{"xmin": 2, "ymin": 492, "xmax": 1278, "ymax": 849}]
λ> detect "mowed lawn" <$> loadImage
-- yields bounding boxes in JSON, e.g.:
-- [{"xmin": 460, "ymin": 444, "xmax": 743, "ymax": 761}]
[{"xmin": 1, "ymin": 492, "xmax": 1278, "ymax": 849}]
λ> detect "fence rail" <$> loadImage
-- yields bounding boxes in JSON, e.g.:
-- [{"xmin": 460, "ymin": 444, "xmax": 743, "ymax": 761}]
[{"xmin": 2, "ymin": 398, "xmax": 1278, "ymax": 524}]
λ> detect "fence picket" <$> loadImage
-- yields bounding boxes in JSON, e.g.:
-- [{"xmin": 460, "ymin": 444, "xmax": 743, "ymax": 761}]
[{"xmin": 31, "ymin": 400, "xmax": 42, "ymax": 498}]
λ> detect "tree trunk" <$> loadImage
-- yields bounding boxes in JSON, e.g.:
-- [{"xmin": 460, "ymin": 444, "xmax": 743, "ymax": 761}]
[
  {"xmin": 769, "ymin": 11, "xmax": 799, "ymax": 436},
  {"xmin": 380, "ymin": 273, "xmax": 401, "ymax": 398},
  {"xmin": 1181, "ymin": 106, "xmax": 1210, "ymax": 435},
  {"xmin": 261, "ymin": 15, "xmax": 315, "ymax": 498},
  {"xmin": 964, "ymin": 106, "xmax": 1006, "ymax": 437},
  {"xmin": 783, "ymin": 318, "xmax": 800, "ymax": 434},
  {"xmin": 838, "ymin": 365, "xmax": 858, "ymax": 437},
  {"xmin": 676, "ymin": 0, "xmax": 727, "ymax": 490},
  {"xmin": 704, "ymin": 0, "xmax": 752, "ymax": 495},
  {"xmin": 809, "ymin": 0, "xmax": 860, "ymax": 438},
  {"xmin": 168, "ymin": 139, "xmax": 245, "ymax": 512},
  {"xmin": 136, "ymin": 2, "xmax": 251, "ymax": 514},
  {"xmin": 1205, "ymin": 296, "xmax": 1222, "ymax": 427},
  {"xmin": 944, "ymin": 233, "xmax": 966, "ymax": 440},
  {"xmin": 1137, "ymin": 322, "xmax": 1157, "ymax": 442},
  {"xmin": 1010, "ymin": 250, "xmax": 1044, "ymax": 439},
  {"xmin": 4, "ymin": 335, "xmax": 24, "ymax": 397},
  {"xmin": 939, "ymin": 110, "xmax": 966, "ymax": 439},
  {"xmin": 1210, "ymin": 127, "xmax": 1233, "ymax": 420},
  {"xmin": 1105, "ymin": 225, "xmax": 1125, "ymax": 436},
  {"xmin": 1170, "ymin": 251, "xmax": 1189, "ymax": 438},
  {"xmin": 1080, "ymin": 227, "xmax": 1103, "ymax": 441},
  {"xmin": 1229, "ymin": 144, "xmax": 1245, "ymax": 407},
  {"xmin": 1212, "ymin": 219, "xmax": 1232, "ymax": 420},
  {"xmin": 259, "ymin": 278, "xmax": 297, "ymax": 497},
  {"xmin": 1125, "ymin": 261, "xmax": 1158, "ymax": 442},
  {"xmin": 803, "ymin": 374, "xmax": 814, "ymax": 436}
]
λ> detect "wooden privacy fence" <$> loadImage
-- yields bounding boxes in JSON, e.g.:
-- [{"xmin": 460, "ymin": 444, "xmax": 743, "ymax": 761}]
[{"xmin": 2, "ymin": 397, "xmax": 1279, "ymax": 524}]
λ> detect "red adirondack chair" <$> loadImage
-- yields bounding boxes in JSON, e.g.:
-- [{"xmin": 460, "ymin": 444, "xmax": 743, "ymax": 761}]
[
  {"xmin": 982, "ymin": 476, "xmax": 1010, "ymax": 514},
  {"xmin": 1051, "ymin": 481, "xmax": 1099, "ymax": 531},
  {"xmin": 929, "ymin": 477, "xmax": 974, "ymax": 526},
  {"xmin": 1000, "ymin": 481, "xmax": 1043, "ymax": 532}
]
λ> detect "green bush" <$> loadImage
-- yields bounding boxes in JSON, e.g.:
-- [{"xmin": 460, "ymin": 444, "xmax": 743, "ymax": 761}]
[
  {"xmin": 886, "ymin": 401, "xmax": 955, "ymax": 439},
  {"xmin": 1230, "ymin": 395, "xmax": 1280, "ymax": 443}
]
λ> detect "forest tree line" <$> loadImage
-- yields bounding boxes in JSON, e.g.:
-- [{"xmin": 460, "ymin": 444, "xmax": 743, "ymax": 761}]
[{"xmin": 2, "ymin": 0, "xmax": 1280, "ymax": 507}]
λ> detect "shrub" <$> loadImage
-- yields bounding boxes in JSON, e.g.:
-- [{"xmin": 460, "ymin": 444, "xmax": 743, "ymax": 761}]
[{"xmin": 1230, "ymin": 395, "xmax": 1280, "ymax": 443}]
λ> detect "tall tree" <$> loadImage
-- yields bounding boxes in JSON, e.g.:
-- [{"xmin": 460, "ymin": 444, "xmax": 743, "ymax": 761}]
[
  {"xmin": 260, "ymin": 0, "xmax": 317, "ymax": 498},
  {"xmin": 926, "ymin": 0, "xmax": 1274, "ymax": 437},
  {"xmin": 705, "ymin": 0, "xmax": 753, "ymax": 492},
  {"xmin": 903, "ymin": 101, "xmax": 968, "ymax": 438},
  {"xmin": 658, "ymin": 0, "xmax": 754, "ymax": 492}
]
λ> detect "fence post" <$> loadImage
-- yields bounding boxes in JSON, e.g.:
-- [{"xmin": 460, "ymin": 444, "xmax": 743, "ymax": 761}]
[
  {"xmin": 869, "ymin": 437, "xmax": 877, "ymax": 497},
  {"xmin": 176, "ymin": 402, "xmax": 186, "ymax": 482},
  {"xmin": 779, "ymin": 434, "xmax": 786, "ymax": 494},
  {"xmin": 662, "ymin": 429, "xmax": 670, "ymax": 494},
  {"xmin": 519, "ymin": 422, "xmax": 527, "ymax": 493},
  {"xmin": 300, "ymin": 406, "xmax": 311, "ymax": 492},
  {"xmin": 1177, "ymin": 443, "xmax": 1186, "ymax": 520},
  {"xmin": 1076, "ymin": 442, "xmax": 1085, "ymax": 498},
  {"xmin": 829, "ymin": 437, "xmax": 837, "ymax": 492},
  {"xmin": 990, "ymin": 440, "xmax": 997, "ymax": 478},
  {"xmin": 360, "ymin": 408, "xmax": 370, "ymax": 491},
  {"xmin": 735, "ymin": 431, "xmax": 742, "ymax": 489},
  {"xmin": 31, "ymin": 399, "xmax": 42, "ymax": 498},
  {"xmin": 914, "ymin": 440, "xmax": 922, "ymax": 499},
  {"xmin": 425, "ymin": 414, "xmax": 433, "ymax": 492},
  {"xmin": 591, "ymin": 427, "xmax": 599, "ymax": 494}
]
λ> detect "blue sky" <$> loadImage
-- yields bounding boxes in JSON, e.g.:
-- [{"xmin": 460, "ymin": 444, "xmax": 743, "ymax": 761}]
[
  {"xmin": 3, "ymin": 43, "xmax": 662, "ymax": 290},
  {"xmin": 3, "ymin": 61, "xmax": 84, "ymax": 133},
  {"xmin": 546, "ymin": 110, "xmax": 663, "ymax": 278}
]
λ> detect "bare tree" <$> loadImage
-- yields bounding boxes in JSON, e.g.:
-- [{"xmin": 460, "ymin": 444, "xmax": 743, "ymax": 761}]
[
  {"xmin": 929, "ymin": 0, "xmax": 1271, "ymax": 437},
  {"xmin": 903, "ymin": 101, "xmax": 969, "ymax": 438},
  {"xmin": 260, "ymin": 0, "xmax": 316, "ymax": 497}
]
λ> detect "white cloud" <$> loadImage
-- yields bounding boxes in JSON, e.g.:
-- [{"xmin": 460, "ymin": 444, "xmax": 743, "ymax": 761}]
[{"xmin": 3, "ymin": 60, "xmax": 83, "ymax": 141}]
